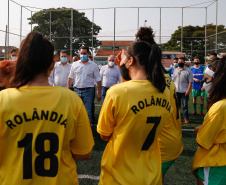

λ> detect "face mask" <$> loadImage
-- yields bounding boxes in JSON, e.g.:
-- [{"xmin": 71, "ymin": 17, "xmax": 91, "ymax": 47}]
[
  {"xmin": 178, "ymin": 63, "xmax": 184, "ymax": 67},
  {"xmin": 174, "ymin": 63, "xmax": 178, "ymax": 67},
  {"xmin": 203, "ymin": 82, "xmax": 212, "ymax": 92},
  {"xmin": 120, "ymin": 64, "xmax": 131, "ymax": 81},
  {"xmin": 0, "ymin": 86, "xmax": 6, "ymax": 91},
  {"xmin": 109, "ymin": 61, "xmax": 115, "ymax": 67},
  {"xmin": 11, "ymin": 56, "xmax": 16, "ymax": 61},
  {"xmin": 61, "ymin": 57, "xmax": 67, "ymax": 63},
  {"xmin": 80, "ymin": 55, "xmax": 88, "ymax": 61},
  {"xmin": 194, "ymin": 62, "xmax": 200, "ymax": 65}
]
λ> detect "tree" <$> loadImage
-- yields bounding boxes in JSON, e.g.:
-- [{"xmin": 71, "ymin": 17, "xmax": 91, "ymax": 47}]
[
  {"xmin": 161, "ymin": 24, "xmax": 226, "ymax": 63},
  {"xmin": 28, "ymin": 8, "xmax": 102, "ymax": 54}
]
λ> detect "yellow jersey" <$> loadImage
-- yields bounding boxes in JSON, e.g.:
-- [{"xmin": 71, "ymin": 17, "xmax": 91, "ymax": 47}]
[
  {"xmin": 97, "ymin": 80, "xmax": 172, "ymax": 185},
  {"xmin": 158, "ymin": 75, "xmax": 183, "ymax": 162},
  {"xmin": 0, "ymin": 86, "xmax": 94, "ymax": 185},
  {"xmin": 191, "ymin": 99, "xmax": 226, "ymax": 173}
]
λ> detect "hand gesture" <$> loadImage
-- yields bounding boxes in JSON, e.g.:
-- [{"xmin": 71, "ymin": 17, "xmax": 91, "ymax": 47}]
[{"xmin": 115, "ymin": 51, "xmax": 122, "ymax": 69}]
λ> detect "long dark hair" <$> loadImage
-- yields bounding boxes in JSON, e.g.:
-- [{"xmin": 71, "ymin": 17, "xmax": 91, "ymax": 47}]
[
  {"xmin": 135, "ymin": 27, "xmax": 156, "ymax": 45},
  {"xmin": 11, "ymin": 31, "xmax": 54, "ymax": 88},
  {"xmin": 207, "ymin": 57, "xmax": 226, "ymax": 108},
  {"xmin": 125, "ymin": 41, "xmax": 166, "ymax": 92},
  {"xmin": 135, "ymin": 27, "xmax": 167, "ymax": 74}
]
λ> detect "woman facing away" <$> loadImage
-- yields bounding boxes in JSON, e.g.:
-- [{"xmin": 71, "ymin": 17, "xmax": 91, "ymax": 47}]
[
  {"xmin": 136, "ymin": 26, "xmax": 183, "ymax": 183},
  {"xmin": 115, "ymin": 26, "xmax": 183, "ymax": 184},
  {"xmin": 192, "ymin": 57, "xmax": 226, "ymax": 185},
  {"xmin": 97, "ymin": 41, "xmax": 172, "ymax": 185},
  {"xmin": 0, "ymin": 31, "xmax": 94, "ymax": 185}
]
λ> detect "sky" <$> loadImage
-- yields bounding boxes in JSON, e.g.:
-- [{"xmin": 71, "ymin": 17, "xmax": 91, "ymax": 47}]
[{"xmin": 0, "ymin": 0, "xmax": 225, "ymax": 49}]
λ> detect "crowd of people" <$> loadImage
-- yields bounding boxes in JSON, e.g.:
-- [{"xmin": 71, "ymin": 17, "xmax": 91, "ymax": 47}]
[
  {"xmin": 0, "ymin": 27, "xmax": 225, "ymax": 185},
  {"xmin": 168, "ymin": 51, "xmax": 220, "ymax": 124}
]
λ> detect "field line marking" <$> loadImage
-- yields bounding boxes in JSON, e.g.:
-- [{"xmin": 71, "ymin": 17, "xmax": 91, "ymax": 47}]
[
  {"xmin": 78, "ymin": 174, "xmax": 100, "ymax": 180},
  {"xmin": 182, "ymin": 129, "xmax": 194, "ymax": 132},
  {"xmin": 95, "ymin": 104, "xmax": 102, "ymax": 107}
]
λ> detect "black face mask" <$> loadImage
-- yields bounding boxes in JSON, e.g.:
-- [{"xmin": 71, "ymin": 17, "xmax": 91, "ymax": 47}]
[
  {"xmin": 120, "ymin": 64, "xmax": 131, "ymax": 81},
  {"xmin": 194, "ymin": 62, "xmax": 200, "ymax": 65},
  {"xmin": 178, "ymin": 63, "xmax": 184, "ymax": 67},
  {"xmin": 0, "ymin": 86, "xmax": 6, "ymax": 91}
]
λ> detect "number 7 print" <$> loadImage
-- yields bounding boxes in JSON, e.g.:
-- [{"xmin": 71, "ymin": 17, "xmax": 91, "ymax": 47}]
[{"xmin": 142, "ymin": 117, "xmax": 161, "ymax": 151}]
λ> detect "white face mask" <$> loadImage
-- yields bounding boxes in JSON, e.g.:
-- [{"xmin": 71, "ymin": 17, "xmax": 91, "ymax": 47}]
[
  {"xmin": 11, "ymin": 56, "xmax": 16, "ymax": 61},
  {"xmin": 109, "ymin": 61, "xmax": 115, "ymax": 67},
  {"xmin": 203, "ymin": 82, "xmax": 212, "ymax": 92}
]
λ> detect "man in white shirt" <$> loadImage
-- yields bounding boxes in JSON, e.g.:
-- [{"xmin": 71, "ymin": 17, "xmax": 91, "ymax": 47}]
[
  {"xmin": 49, "ymin": 50, "xmax": 72, "ymax": 87},
  {"xmin": 173, "ymin": 57, "xmax": 193, "ymax": 123},
  {"xmin": 100, "ymin": 55, "xmax": 121, "ymax": 103},
  {"xmin": 10, "ymin": 48, "xmax": 18, "ymax": 61},
  {"xmin": 67, "ymin": 46, "xmax": 101, "ymax": 125}
]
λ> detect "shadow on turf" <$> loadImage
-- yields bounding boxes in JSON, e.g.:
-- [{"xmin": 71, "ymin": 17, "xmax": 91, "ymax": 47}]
[{"xmin": 91, "ymin": 126, "xmax": 108, "ymax": 151}]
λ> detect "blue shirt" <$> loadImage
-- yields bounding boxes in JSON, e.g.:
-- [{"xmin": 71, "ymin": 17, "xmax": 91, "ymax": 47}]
[
  {"xmin": 169, "ymin": 67, "xmax": 176, "ymax": 79},
  {"xmin": 191, "ymin": 65, "xmax": 205, "ymax": 90}
]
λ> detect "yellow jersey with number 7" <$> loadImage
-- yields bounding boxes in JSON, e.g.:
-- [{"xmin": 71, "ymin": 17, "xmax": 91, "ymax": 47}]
[{"xmin": 97, "ymin": 80, "xmax": 172, "ymax": 185}]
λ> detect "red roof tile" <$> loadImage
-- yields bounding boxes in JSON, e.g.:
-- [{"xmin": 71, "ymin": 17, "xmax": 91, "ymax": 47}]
[
  {"xmin": 101, "ymin": 41, "xmax": 133, "ymax": 46},
  {"xmin": 96, "ymin": 49, "xmax": 121, "ymax": 56}
]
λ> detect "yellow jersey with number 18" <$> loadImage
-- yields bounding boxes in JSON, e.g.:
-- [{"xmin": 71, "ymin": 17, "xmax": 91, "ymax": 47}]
[
  {"xmin": 97, "ymin": 80, "xmax": 172, "ymax": 185},
  {"xmin": 0, "ymin": 86, "xmax": 94, "ymax": 185}
]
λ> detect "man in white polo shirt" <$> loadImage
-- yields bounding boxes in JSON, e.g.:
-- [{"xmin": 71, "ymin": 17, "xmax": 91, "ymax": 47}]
[
  {"xmin": 100, "ymin": 55, "xmax": 121, "ymax": 103},
  {"xmin": 49, "ymin": 50, "xmax": 72, "ymax": 87},
  {"xmin": 67, "ymin": 46, "xmax": 101, "ymax": 125}
]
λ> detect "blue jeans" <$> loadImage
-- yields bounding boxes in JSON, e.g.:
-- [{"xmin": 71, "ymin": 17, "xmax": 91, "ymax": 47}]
[
  {"xmin": 177, "ymin": 92, "xmax": 189, "ymax": 120},
  {"xmin": 74, "ymin": 87, "xmax": 95, "ymax": 124},
  {"xmin": 101, "ymin": 86, "xmax": 109, "ymax": 103}
]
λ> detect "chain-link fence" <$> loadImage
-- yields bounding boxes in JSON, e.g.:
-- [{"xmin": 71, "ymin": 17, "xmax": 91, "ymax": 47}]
[
  {"xmin": 1, "ymin": 0, "xmax": 224, "ymax": 65},
  {"xmin": 206, "ymin": 30, "xmax": 226, "ymax": 56}
]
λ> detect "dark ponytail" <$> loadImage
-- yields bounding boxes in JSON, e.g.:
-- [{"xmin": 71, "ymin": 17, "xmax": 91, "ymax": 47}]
[
  {"xmin": 125, "ymin": 41, "xmax": 166, "ymax": 93},
  {"xmin": 146, "ymin": 44, "xmax": 166, "ymax": 92},
  {"xmin": 11, "ymin": 31, "xmax": 54, "ymax": 88}
]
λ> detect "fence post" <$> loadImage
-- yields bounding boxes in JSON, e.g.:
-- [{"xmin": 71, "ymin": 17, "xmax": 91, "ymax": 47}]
[
  {"xmin": 50, "ymin": 11, "xmax": 51, "ymax": 41},
  {"xmin": 20, "ymin": 6, "xmax": 23, "ymax": 43},
  {"xmin": 137, "ymin": 8, "xmax": 139, "ymax": 32},
  {"xmin": 160, "ymin": 8, "xmax": 162, "ymax": 45},
  {"xmin": 70, "ymin": 9, "xmax": 73, "ymax": 63},
  {"xmin": 205, "ymin": 7, "xmax": 207, "ymax": 62},
  {"xmin": 181, "ymin": 8, "xmax": 183, "ymax": 56},
  {"xmin": 31, "ymin": 11, "xmax": 33, "ymax": 31},
  {"xmin": 7, "ymin": 0, "xmax": 10, "ymax": 59},
  {"xmin": 92, "ymin": 9, "xmax": 94, "ymax": 61},
  {"xmin": 113, "ymin": 8, "xmax": 116, "ymax": 57},
  {"xmin": 215, "ymin": 0, "xmax": 218, "ymax": 53}
]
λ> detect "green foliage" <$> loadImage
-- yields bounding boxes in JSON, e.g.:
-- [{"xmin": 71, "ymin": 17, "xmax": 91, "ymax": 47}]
[
  {"xmin": 161, "ymin": 24, "xmax": 226, "ymax": 63},
  {"xmin": 28, "ymin": 8, "xmax": 102, "ymax": 53}
]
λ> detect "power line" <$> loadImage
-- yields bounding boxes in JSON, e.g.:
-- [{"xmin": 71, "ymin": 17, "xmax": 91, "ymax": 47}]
[
  {"xmin": 10, "ymin": 0, "xmax": 32, "ymax": 12},
  {"xmin": 8, "ymin": 0, "xmax": 213, "ymax": 12},
  {"xmin": 185, "ymin": 0, "xmax": 215, "ymax": 8}
]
